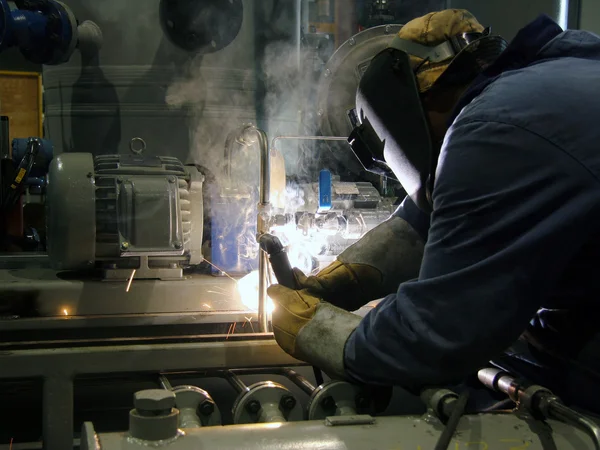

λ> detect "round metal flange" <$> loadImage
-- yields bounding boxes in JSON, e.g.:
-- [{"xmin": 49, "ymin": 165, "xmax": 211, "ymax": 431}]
[
  {"xmin": 173, "ymin": 385, "xmax": 221, "ymax": 428},
  {"xmin": 316, "ymin": 24, "xmax": 402, "ymax": 173},
  {"xmin": 307, "ymin": 380, "xmax": 364, "ymax": 420},
  {"xmin": 232, "ymin": 381, "xmax": 302, "ymax": 424}
]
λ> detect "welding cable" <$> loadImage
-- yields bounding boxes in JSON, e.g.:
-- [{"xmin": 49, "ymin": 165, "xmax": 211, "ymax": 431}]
[
  {"xmin": 2, "ymin": 138, "xmax": 40, "ymax": 210},
  {"xmin": 434, "ymin": 390, "xmax": 470, "ymax": 450}
]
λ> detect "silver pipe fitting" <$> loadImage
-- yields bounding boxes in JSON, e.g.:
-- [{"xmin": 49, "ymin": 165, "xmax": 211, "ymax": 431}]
[{"xmin": 223, "ymin": 125, "xmax": 271, "ymax": 333}]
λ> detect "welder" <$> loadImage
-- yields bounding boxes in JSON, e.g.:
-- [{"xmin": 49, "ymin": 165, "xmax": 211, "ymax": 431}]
[{"xmin": 268, "ymin": 9, "xmax": 600, "ymax": 412}]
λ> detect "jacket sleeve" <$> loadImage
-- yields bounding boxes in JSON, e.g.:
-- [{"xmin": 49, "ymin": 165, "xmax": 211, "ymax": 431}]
[{"xmin": 343, "ymin": 119, "xmax": 600, "ymax": 388}]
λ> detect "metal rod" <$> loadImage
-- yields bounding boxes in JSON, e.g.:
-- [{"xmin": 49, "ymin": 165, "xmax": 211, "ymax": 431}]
[
  {"xmin": 549, "ymin": 400, "xmax": 600, "ymax": 450},
  {"xmin": 223, "ymin": 125, "xmax": 271, "ymax": 333},
  {"xmin": 258, "ymin": 250, "xmax": 269, "ymax": 333},
  {"xmin": 295, "ymin": 0, "xmax": 302, "ymax": 70},
  {"xmin": 159, "ymin": 374, "xmax": 173, "ymax": 391},
  {"xmin": 228, "ymin": 367, "xmax": 316, "ymax": 396},
  {"xmin": 281, "ymin": 368, "xmax": 316, "ymax": 396},
  {"xmin": 223, "ymin": 370, "xmax": 250, "ymax": 394},
  {"xmin": 271, "ymin": 135, "xmax": 349, "ymax": 152}
]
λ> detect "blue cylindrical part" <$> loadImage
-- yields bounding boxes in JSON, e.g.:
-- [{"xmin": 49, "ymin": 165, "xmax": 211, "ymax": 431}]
[
  {"xmin": 210, "ymin": 189, "xmax": 259, "ymax": 275},
  {"xmin": 318, "ymin": 169, "xmax": 332, "ymax": 211}
]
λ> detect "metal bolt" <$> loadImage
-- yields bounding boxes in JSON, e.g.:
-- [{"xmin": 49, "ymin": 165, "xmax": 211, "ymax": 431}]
[
  {"xmin": 134, "ymin": 389, "xmax": 176, "ymax": 416},
  {"xmin": 385, "ymin": 24, "xmax": 391, "ymax": 34},
  {"xmin": 349, "ymin": 37, "xmax": 355, "ymax": 46},
  {"xmin": 173, "ymin": 241, "xmax": 182, "ymax": 250},
  {"xmin": 321, "ymin": 396, "xmax": 336, "ymax": 410},
  {"xmin": 246, "ymin": 400, "xmax": 261, "ymax": 414},
  {"xmin": 199, "ymin": 400, "xmax": 215, "ymax": 416},
  {"xmin": 168, "ymin": 176, "xmax": 176, "ymax": 183},
  {"xmin": 355, "ymin": 394, "xmax": 370, "ymax": 409},
  {"xmin": 280, "ymin": 395, "xmax": 296, "ymax": 410},
  {"xmin": 117, "ymin": 177, "xmax": 123, "ymax": 184},
  {"xmin": 317, "ymin": 109, "xmax": 324, "ymax": 116},
  {"xmin": 86, "ymin": 172, "xmax": 93, "ymax": 178},
  {"xmin": 324, "ymin": 69, "xmax": 331, "ymax": 78},
  {"xmin": 121, "ymin": 242, "xmax": 130, "ymax": 251}
]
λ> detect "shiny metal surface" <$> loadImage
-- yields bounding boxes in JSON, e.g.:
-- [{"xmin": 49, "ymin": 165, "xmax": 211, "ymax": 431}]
[
  {"xmin": 0, "ymin": 269, "xmax": 247, "ymax": 316},
  {"xmin": 88, "ymin": 413, "xmax": 598, "ymax": 449},
  {"xmin": 232, "ymin": 381, "xmax": 303, "ymax": 425},
  {"xmin": 307, "ymin": 380, "xmax": 360, "ymax": 420},
  {"xmin": 316, "ymin": 24, "xmax": 403, "ymax": 139},
  {"xmin": 223, "ymin": 125, "xmax": 271, "ymax": 333}
]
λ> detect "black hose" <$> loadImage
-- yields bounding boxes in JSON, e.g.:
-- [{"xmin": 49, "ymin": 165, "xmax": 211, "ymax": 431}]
[
  {"xmin": 313, "ymin": 366, "xmax": 325, "ymax": 387},
  {"xmin": 434, "ymin": 390, "xmax": 470, "ymax": 450}
]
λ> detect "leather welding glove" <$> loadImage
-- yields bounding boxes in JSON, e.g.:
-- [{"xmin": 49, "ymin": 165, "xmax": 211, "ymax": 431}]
[
  {"xmin": 268, "ymin": 284, "xmax": 361, "ymax": 379},
  {"xmin": 293, "ymin": 215, "xmax": 424, "ymax": 311}
]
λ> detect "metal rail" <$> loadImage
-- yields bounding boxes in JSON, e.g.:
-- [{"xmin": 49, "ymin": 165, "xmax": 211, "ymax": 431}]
[{"xmin": 0, "ymin": 339, "xmax": 299, "ymax": 450}]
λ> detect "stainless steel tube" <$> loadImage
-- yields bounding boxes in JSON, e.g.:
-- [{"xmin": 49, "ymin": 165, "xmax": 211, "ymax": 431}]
[
  {"xmin": 223, "ymin": 370, "xmax": 250, "ymax": 394},
  {"xmin": 223, "ymin": 125, "xmax": 271, "ymax": 333},
  {"xmin": 229, "ymin": 368, "xmax": 316, "ymax": 396},
  {"xmin": 548, "ymin": 400, "xmax": 600, "ymax": 450},
  {"xmin": 281, "ymin": 368, "xmax": 316, "ymax": 396},
  {"xmin": 271, "ymin": 135, "xmax": 349, "ymax": 151}
]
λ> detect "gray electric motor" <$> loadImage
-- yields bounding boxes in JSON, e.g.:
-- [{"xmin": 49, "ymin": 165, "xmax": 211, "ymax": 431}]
[{"xmin": 46, "ymin": 153, "xmax": 204, "ymax": 279}]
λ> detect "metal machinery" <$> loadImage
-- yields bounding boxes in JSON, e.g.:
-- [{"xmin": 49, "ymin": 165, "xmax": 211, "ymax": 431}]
[
  {"xmin": 46, "ymin": 153, "xmax": 204, "ymax": 279},
  {"xmin": 1, "ymin": 1, "xmax": 600, "ymax": 450}
]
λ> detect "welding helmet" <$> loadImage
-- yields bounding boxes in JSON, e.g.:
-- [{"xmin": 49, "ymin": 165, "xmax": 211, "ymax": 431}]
[{"xmin": 348, "ymin": 10, "xmax": 507, "ymax": 212}]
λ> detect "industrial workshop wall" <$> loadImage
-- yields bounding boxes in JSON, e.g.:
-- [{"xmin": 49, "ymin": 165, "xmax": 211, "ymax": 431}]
[{"xmin": 581, "ymin": 0, "xmax": 600, "ymax": 34}]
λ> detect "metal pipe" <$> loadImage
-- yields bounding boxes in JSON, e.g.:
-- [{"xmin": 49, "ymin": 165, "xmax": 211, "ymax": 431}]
[
  {"xmin": 223, "ymin": 125, "xmax": 271, "ymax": 333},
  {"xmin": 229, "ymin": 367, "xmax": 316, "ymax": 396},
  {"xmin": 295, "ymin": 0, "xmax": 302, "ymax": 70},
  {"xmin": 478, "ymin": 368, "xmax": 600, "ymax": 450},
  {"xmin": 281, "ymin": 368, "xmax": 316, "ymax": 396},
  {"xmin": 223, "ymin": 370, "xmax": 250, "ymax": 394},
  {"xmin": 159, "ymin": 375, "xmax": 173, "ymax": 391},
  {"xmin": 546, "ymin": 399, "xmax": 600, "ymax": 450},
  {"xmin": 270, "ymin": 135, "xmax": 349, "ymax": 151}
]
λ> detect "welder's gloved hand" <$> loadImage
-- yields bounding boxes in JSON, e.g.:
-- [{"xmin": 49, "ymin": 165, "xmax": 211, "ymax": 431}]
[
  {"xmin": 268, "ymin": 284, "xmax": 361, "ymax": 379},
  {"xmin": 293, "ymin": 215, "xmax": 424, "ymax": 311}
]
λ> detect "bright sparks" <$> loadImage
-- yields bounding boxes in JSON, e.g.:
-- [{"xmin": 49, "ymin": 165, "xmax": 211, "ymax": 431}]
[{"xmin": 237, "ymin": 271, "xmax": 275, "ymax": 313}]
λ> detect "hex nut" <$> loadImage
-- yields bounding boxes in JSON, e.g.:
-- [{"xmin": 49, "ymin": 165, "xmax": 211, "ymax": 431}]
[
  {"xmin": 134, "ymin": 389, "xmax": 176, "ymax": 413},
  {"xmin": 280, "ymin": 395, "xmax": 296, "ymax": 410},
  {"xmin": 246, "ymin": 400, "xmax": 261, "ymax": 414},
  {"xmin": 199, "ymin": 400, "xmax": 215, "ymax": 416}
]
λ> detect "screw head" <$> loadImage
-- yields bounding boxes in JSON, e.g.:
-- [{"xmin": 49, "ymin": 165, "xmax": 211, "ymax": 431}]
[
  {"xmin": 199, "ymin": 400, "xmax": 215, "ymax": 416},
  {"xmin": 349, "ymin": 37, "xmax": 355, "ymax": 46},
  {"xmin": 134, "ymin": 389, "xmax": 176, "ymax": 413},
  {"xmin": 121, "ymin": 241, "xmax": 130, "ymax": 250},
  {"xmin": 173, "ymin": 241, "xmax": 182, "ymax": 250},
  {"xmin": 321, "ymin": 396, "xmax": 335, "ymax": 410},
  {"xmin": 168, "ymin": 176, "xmax": 176, "ymax": 183},
  {"xmin": 280, "ymin": 395, "xmax": 296, "ymax": 410},
  {"xmin": 246, "ymin": 400, "xmax": 261, "ymax": 414},
  {"xmin": 117, "ymin": 177, "xmax": 123, "ymax": 184}
]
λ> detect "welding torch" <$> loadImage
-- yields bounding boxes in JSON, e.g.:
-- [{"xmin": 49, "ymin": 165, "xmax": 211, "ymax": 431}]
[
  {"xmin": 258, "ymin": 233, "xmax": 326, "ymax": 385},
  {"xmin": 258, "ymin": 233, "xmax": 297, "ymax": 289}
]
